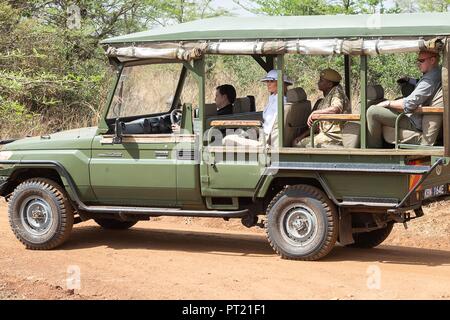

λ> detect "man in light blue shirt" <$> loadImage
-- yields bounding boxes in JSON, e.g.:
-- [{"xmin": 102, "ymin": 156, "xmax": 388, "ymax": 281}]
[{"xmin": 367, "ymin": 50, "xmax": 442, "ymax": 148}]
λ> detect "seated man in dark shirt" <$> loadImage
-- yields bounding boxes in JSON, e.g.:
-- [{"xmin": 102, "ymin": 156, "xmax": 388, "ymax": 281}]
[
  {"xmin": 172, "ymin": 84, "xmax": 236, "ymax": 132},
  {"xmin": 215, "ymin": 84, "xmax": 236, "ymax": 115}
]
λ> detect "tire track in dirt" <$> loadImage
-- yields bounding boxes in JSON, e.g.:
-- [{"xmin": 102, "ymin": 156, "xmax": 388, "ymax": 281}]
[{"xmin": 0, "ymin": 200, "xmax": 449, "ymax": 299}]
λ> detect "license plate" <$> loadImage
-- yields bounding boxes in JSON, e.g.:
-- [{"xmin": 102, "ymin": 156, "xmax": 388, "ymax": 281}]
[{"xmin": 423, "ymin": 184, "xmax": 446, "ymax": 199}]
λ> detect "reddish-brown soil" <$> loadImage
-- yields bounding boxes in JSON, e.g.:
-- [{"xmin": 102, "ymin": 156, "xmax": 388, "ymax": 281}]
[{"xmin": 1, "ymin": 199, "xmax": 449, "ymax": 300}]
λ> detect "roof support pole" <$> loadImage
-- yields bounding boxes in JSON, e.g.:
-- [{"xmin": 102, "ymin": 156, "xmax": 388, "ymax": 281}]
[
  {"xmin": 443, "ymin": 38, "xmax": 450, "ymax": 156},
  {"xmin": 97, "ymin": 64, "xmax": 123, "ymax": 134},
  {"xmin": 344, "ymin": 55, "xmax": 351, "ymax": 100},
  {"xmin": 360, "ymin": 55, "xmax": 368, "ymax": 149},
  {"xmin": 171, "ymin": 65, "xmax": 188, "ymax": 111},
  {"xmin": 252, "ymin": 55, "xmax": 275, "ymax": 72},
  {"xmin": 276, "ymin": 55, "xmax": 285, "ymax": 148},
  {"xmin": 188, "ymin": 59, "xmax": 205, "ymax": 144},
  {"xmin": 266, "ymin": 55, "xmax": 275, "ymax": 71},
  {"xmin": 252, "ymin": 55, "xmax": 267, "ymax": 71}
]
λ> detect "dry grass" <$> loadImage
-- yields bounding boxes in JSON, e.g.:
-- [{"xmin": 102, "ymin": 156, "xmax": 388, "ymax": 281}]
[
  {"xmin": 1, "ymin": 110, "xmax": 99, "ymax": 140},
  {"xmin": 105, "ymin": 63, "xmax": 274, "ymax": 119},
  {"xmin": 0, "ymin": 62, "xmax": 376, "ymax": 140}
]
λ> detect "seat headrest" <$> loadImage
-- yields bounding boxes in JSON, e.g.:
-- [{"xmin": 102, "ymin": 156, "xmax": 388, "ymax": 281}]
[
  {"xmin": 233, "ymin": 97, "xmax": 251, "ymax": 113},
  {"xmin": 367, "ymin": 85, "xmax": 384, "ymax": 101},
  {"xmin": 204, "ymin": 103, "xmax": 218, "ymax": 117},
  {"xmin": 400, "ymin": 82, "xmax": 415, "ymax": 98},
  {"xmin": 287, "ymin": 87, "xmax": 307, "ymax": 103}
]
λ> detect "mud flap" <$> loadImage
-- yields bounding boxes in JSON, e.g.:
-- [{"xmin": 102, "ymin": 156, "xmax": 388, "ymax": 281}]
[{"xmin": 339, "ymin": 210, "xmax": 354, "ymax": 245}]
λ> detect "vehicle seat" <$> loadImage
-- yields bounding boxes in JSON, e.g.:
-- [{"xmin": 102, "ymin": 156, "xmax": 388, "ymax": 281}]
[
  {"xmin": 400, "ymin": 82, "xmax": 416, "ymax": 98},
  {"xmin": 233, "ymin": 97, "xmax": 251, "ymax": 114},
  {"xmin": 342, "ymin": 84, "xmax": 386, "ymax": 148},
  {"xmin": 382, "ymin": 86, "xmax": 443, "ymax": 146},
  {"xmin": 270, "ymin": 87, "xmax": 311, "ymax": 147},
  {"xmin": 351, "ymin": 84, "xmax": 385, "ymax": 114},
  {"xmin": 205, "ymin": 103, "xmax": 218, "ymax": 117},
  {"xmin": 247, "ymin": 95, "xmax": 256, "ymax": 112},
  {"xmin": 367, "ymin": 84, "xmax": 386, "ymax": 107}
]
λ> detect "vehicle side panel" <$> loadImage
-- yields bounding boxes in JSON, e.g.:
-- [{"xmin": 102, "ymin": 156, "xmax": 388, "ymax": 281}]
[{"xmin": 6, "ymin": 150, "xmax": 94, "ymax": 201}]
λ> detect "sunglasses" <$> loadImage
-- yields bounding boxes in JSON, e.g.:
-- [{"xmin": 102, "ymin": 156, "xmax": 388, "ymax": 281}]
[{"xmin": 417, "ymin": 56, "xmax": 434, "ymax": 64}]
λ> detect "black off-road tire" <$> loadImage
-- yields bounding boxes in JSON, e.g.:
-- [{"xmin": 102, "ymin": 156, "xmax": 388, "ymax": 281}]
[
  {"xmin": 265, "ymin": 185, "xmax": 338, "ymax": 261},
  {"xmin": 8, "ymin": 178, "xmax": 74, "ymax": 250},
  {"xmin": 94, "ymin": 218, "xmax": 138, "ymax": 230},
  {"xmin": 346, "ymin": 222, "xmax": 394, "ymax": 249}
]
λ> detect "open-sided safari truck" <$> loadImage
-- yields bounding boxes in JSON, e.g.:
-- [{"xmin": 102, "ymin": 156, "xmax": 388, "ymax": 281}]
[{"xmin": 1, "ymin": 13, "xmax": 450, "ymax": 260}]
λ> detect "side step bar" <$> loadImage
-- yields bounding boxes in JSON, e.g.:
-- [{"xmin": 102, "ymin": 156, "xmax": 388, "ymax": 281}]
[{"xmin": 78, "ymin": 205, "xmax": 249, "ymax": 218}]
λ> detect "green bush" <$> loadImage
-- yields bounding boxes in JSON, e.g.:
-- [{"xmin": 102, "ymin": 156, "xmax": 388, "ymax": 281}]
[
  {"xmin": 0, "ymin": 1, "xmax": 111, "ymax": 138},
  {"xmin": 0, "ymin": 0, "xmax": 441, "ymax": 139}
]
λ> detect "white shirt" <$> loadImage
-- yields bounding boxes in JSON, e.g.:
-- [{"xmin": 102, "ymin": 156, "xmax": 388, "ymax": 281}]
[{"xmin": 262, "ymin": 94, "xmax": 287, "ymax": 136}]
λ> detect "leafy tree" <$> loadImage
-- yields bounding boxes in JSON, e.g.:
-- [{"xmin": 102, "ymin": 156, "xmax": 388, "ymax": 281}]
[
  {"xmin": 235, "ymin": 0, "xmax": 331, "ymax": 15},
  {"xmin": 355, "ymin": 0, "xmax": 386, "ymax": 13},
  {"xmin": 0, "ymin": 0, "xmax": 231, "ymax": 138},
  {"xmin": 418, "ymin": 0, "xmax": 449, "ymax": 12},
  {"xmin": 157, "ymin": 0, "xmax": 229, "ymax": 24},
  {"xmin": 1, "ymin": 0, "xmax": 448, "ymax": 139}
]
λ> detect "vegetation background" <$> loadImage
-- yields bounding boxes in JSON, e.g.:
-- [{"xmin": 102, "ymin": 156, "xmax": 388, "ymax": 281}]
[{"xmin": 1, "ymin": 0, "xmax": 449, "ymax": 139}]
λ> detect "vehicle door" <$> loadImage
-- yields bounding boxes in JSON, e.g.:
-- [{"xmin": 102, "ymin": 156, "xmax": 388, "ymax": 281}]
[{"xmin": 89, "ymin": 64, "xmax": 180, "ymax": 207}]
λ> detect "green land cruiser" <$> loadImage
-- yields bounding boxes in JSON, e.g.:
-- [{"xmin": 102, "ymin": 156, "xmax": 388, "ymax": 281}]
[{"xmin": 1, "ymin": 13, "xmax": 450, "ymax": 260}]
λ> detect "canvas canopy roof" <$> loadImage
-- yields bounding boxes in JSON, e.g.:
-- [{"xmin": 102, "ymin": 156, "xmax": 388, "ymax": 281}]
[{"xmin": 102, "ymin": 13, "xmax": 450, "ymax": 45}]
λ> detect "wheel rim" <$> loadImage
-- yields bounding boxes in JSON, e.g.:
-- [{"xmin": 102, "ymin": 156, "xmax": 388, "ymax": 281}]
[
  {"xmin": 19, "ymin": 196, "xmax": 54, "ymax": 236},
  {"xmin": 280, "ymin": 205, "xmax": 318, "ymax": 247}
]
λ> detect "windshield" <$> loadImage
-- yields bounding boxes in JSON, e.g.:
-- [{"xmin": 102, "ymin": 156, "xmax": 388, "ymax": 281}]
[{"xmin": 107, "ymin": 63, "xmax": 183, "ymax": 120}]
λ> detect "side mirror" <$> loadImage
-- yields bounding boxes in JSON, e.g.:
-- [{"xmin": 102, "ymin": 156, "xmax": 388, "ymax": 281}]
[{"xmin": 113, "ymin": 118, "xmax": 123, "ymax": 144}]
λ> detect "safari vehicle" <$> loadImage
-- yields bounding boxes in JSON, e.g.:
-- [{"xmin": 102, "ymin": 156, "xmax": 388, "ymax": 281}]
[{"xmin": 1, "ymin": 13, "xmax": 450, "ymax": 261}]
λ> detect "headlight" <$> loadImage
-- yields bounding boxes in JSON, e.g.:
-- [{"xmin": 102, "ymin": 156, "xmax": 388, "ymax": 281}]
[{"xmin": 0, "ymin": 151, "xmax": 13, "ymax": 161}]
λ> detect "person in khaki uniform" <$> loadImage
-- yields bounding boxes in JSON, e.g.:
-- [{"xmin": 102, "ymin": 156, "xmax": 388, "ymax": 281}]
[{"xmin": 293, "ymin": 68, "xmax": 350, "ymax": 148}]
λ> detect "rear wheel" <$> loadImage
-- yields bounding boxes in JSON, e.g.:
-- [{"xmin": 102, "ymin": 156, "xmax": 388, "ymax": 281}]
[
  {"xmin": 346, "ymin": 222, "xmax": 394, "ymax": 248},
  {"xmin": 94, "ymin": 218, "xmax": 138, "ymax": 230},
  {"xmin": 265, "ymin": 185, "xmax": 338, "ymax": 261},
  {"xmin": 8, "ymin": 178, "xmax": 74, "ymax": 250}
]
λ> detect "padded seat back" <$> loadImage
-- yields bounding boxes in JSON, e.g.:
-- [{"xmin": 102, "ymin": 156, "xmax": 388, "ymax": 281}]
[
  {"xmin": 233, "ymin": 97, "xmax": 251, "ymax": 114},
  {"xmin": 270, "ymin": 87, "xmax": 311, "ymax": 147},
  {"xmin": 367, "ymin": 84, "xmax": 386, "ymax": 106},
  {"xmin": 342, "ymin": 85, "xmax": 385, "ymax": 148},
  {"xmin": 205, "ymin": 103, "xmax": 218, "ymax": 117}
]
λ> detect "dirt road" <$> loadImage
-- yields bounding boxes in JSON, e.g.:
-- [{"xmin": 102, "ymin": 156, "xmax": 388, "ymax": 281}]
[{"xmin": 0, "ymin": 200, "xmax": 449, "ymax": 300}]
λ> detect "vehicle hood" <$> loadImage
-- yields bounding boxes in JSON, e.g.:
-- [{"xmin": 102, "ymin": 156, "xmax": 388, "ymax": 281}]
[{"xmin": 2, "ymin": 127, "xmax": 98, "ymax": 151}]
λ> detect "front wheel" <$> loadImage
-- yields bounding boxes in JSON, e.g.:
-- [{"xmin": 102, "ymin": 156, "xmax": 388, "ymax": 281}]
[
  {"xmin": 8, "ymin": 178, "xmax": 74, "ymax": 250},
  {"xmin": 265, "ymin": 185, "xmax": 338, "ymax": 261}
]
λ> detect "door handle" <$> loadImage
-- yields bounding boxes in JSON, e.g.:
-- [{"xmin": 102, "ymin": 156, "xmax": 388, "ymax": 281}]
[
  {"xmin": 155, "ymin": 151, "xmax": 169, "ymax": 159},
  {"xmin": 98, "ymin": 152, "xmax": 123, "ymax": 158}
]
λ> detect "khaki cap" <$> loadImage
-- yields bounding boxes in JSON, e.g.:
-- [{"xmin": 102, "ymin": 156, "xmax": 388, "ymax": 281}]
[{"xmin": 320, "ymin": 68, "xmax": 342, "ymax": 82}]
